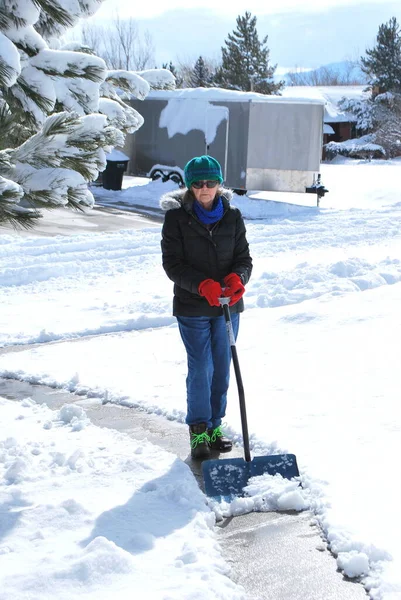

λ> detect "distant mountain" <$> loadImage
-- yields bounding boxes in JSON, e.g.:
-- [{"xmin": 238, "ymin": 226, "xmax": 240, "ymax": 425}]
[{"xmin": 281, "ymin": 61, "xmax": 369, "ymax": 86}]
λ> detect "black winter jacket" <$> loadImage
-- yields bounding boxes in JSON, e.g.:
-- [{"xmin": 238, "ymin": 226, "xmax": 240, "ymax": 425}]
[{"xmin": 160, "ymin": 188, "xmax": 252, "ymax": 317}]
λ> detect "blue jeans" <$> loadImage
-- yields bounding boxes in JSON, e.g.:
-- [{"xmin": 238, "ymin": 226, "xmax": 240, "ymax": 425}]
[{"xmin": 177, "ymin": 313, "xmax": 240, "ymax": 429}]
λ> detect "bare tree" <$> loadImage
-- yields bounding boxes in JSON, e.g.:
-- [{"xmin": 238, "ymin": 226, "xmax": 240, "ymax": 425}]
[
  {"xmin": 135, "ymin": 31, "xmax": 155, "ymax": 71},
  {"xmin": 81, "ymin": 13, "xmax": 155, "ymax": 71},
  {"xmin": 80, "ymin": 22, "xmax": 102, "ymax": 56}
]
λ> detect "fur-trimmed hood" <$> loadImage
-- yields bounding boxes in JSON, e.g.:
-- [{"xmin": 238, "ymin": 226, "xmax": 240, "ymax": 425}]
[{"xmin": 160, "ymin": 187, "xmax": 233, "ymax": 212}]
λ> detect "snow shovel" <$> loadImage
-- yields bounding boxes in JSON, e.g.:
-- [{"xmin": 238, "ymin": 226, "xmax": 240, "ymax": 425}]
[{"xmin": 202, "ymin": 297, "xmax": 299, "ymax": 501}]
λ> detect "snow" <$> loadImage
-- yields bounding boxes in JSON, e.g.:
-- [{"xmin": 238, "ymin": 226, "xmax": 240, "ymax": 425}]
[
  {"xmin": 323, "ymin": 123, "xmax": 335, "ymax": 134},
  {"xmin": 99, "ymin": 98, "xmax": 143, "ymax": 133},
  {"xmin": 0, "ymin": 398, "xmax": 244, "ymax": 600},
  {"xmin": 105, "ymin": 70, "xmax": 150, "ymax": 100},
  {"xmin": 105, "ymin": 149, "xmax": 130, "ymax": 161},
  {"xmin": 338, "ymin": 552, "xmax": 370, "ymax": 579},
  {"xmin": 0, "ymin": 32, "xmax": 21, "ymax": 86},
  {"xmin": 18, "ymin": 167, "xmax": 93, "ymax": 206},
  {"xmin": 136, "ymin": 68, "xmax": 176, "ymax": 91},
  {"xmin": 30, "ymin": 49, "xmax": 106, "ymax": 80},
  {"xmin": 211, "ymin": 473, "xmax": 309, "ymax": 519},
  {"xmin": 281, "ymin": 85, "xmax": 368, "ymax": 123},
  {"xmin": 1, "ymin": 157, "xmax": 401, "ymax": 598},
  {"xmin": 160, "ymin": 99, "xmax": 228, "ymax": 144},
  {"xmin": 149, "ymin": 86, "xmax": 325, "ymax": 105},
  {"xmin": 5, "ymin": 0, "xmax": 40, "ymax": 24},
  {"xmin": 0, "ymin": 177, "xmax": 23, "ymax": 202},
  {"xmin": 326, "ymin": 135, "xmax": 385, "ymax": 157},
  {"xmin": 5, "ymin": 24, "xmax": 47, "ymax": 54}
]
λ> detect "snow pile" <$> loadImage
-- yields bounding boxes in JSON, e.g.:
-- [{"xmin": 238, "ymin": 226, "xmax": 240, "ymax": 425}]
[
  {"xmin": 337, "ymin": 552, "xmax": 370, "ymax": 578},
  {"xmin": 210, "ymin": 473, "xmax": 309, "ymax": 519},
  {"xmin": 0, "ymin": 397, "xmax": 245, "ymax": 600},
  {"xmin": 58, "ymin": 403, "xmax": 90, "ymax": 431}
]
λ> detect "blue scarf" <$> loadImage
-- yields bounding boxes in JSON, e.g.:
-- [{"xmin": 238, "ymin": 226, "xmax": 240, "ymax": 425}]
[{"xmin": 193, "ymin": 197, "xmax": 224, "ymax": 224}]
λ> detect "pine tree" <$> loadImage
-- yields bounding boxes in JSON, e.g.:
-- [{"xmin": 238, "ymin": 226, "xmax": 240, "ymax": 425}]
[
  {"xmin": 361, "ymin": 16, "xmax": 401, "ymax": 93},
  {"xmin": 218, "ymin": 11, "xmax": 284, "ymax": 95},
  {"xmin": 190, "ymin": 56, "xmax": 212, "ymax": 88},
  {"xmin": 0, "ymin": 0, "xmax": 169, "ymax": 228},
  {"xmin": 162, "ymin": 61, "xmax": 183, "ymax": 88}
]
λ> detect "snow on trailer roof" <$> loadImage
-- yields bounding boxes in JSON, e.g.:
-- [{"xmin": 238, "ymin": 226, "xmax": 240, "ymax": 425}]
[
  {"xmin": 147, "ymin": 87, "xmax": 325, "ymax": 106},
  {"xmin": 281, "ymin": 85, "xmax": 368, "ymax": 123}
]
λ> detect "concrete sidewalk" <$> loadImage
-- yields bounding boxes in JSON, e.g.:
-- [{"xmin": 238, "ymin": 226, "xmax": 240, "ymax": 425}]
[{"xmin": 0, "ymin": 377, "xmax": 367, "ymax": 600}]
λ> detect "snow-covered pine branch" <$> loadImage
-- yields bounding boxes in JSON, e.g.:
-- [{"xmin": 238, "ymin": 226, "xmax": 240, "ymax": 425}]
[
  {"xmin": 98, "ymin": 69, "xmax": 175, "ymax": 134},
  {"xmin": 0, "ymin": 0, "xmax": 161, "ymax": 228},
  {"xmin": 136, "ymin": 69, "xmax": 176, "ymax": 91}
]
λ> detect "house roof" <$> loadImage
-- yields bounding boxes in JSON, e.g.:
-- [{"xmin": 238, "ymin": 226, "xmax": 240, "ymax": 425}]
[{"xmin": 281, "ymin": 86, "xmax": 368, "ymax": 123}]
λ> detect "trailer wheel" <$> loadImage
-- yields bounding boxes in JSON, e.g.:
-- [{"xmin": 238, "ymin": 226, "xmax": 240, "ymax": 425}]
[
  {"xmin": 233, "ymin": 189, "xmax": 247, "ymax": 196},
  {"xmin": 150, "ymin": 168, "xmax": 168, "ymax": 182},
  {"xmin": 167, "ymin": 171, "xmax": 184, "ymax": 186}
]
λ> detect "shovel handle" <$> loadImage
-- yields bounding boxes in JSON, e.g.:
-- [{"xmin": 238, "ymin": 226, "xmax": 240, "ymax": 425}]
[{"xmin": 219, "ymin": 298, "xmax": 251, "ymax": 463}]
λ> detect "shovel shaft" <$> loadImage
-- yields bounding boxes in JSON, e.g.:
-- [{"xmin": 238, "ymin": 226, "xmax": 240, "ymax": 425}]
[{"xmin": 221, "ymin": 302, "xmax": 251, "ymax": 463}]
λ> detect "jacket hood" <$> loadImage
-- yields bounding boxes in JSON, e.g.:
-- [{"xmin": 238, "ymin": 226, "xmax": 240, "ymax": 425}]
[{"xmin": 160, "ymin": 187, "xmax": 233, "ymax": 212}]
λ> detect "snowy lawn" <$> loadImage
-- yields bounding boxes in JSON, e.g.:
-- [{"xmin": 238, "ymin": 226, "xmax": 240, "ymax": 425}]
[
  {"xmin": 0, "ymin": 398, "xmax": 246, "ymax": 600},
  {"xmin": 1, "ymin": 158, "xmax": 401, "ymax": 599}
]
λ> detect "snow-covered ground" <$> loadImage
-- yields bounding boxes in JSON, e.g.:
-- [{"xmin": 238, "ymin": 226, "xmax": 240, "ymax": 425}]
[
  {"xmin": 0, "ymin": 398, "xmax": 249, "ymax": 600},
  {"xmin": 1, "ymin": 158, "xmax": 401, "ymax": 599}
]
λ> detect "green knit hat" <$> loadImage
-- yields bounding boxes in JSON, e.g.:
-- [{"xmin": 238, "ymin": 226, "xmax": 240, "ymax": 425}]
[{"xmin": 184, "ymin": 155, "xmax": 223, "ymax": 188}]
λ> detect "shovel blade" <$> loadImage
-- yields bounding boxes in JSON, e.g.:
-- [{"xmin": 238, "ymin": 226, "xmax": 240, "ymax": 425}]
[{"xmin": 202, "ymin": 454, "xmax": 299, "ymax": 500}]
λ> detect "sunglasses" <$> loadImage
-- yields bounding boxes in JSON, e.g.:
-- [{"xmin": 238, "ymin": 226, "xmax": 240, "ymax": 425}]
[{"xmin": 191, "ymin": 180, "xmax": 219, "ymax": 189}]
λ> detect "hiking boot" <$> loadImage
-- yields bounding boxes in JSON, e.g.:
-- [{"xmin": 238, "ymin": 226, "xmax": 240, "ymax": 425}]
[
  {"xmin": 208, "ymin": 426, "xmax": 233, "ymax": 453},
  {"xmin": 189, "ymin": 423, "xmax": 211, "ymax": 459}
]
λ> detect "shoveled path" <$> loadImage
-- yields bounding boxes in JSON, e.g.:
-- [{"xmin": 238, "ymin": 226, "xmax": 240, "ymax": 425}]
[{"xmin": 0, "ymin": 377, "xmax": 367, "ymax": 600}]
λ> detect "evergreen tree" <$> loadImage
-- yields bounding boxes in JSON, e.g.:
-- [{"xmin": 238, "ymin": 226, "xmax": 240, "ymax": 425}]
[
  {"xmin": 190, "ymin": 56, "xmax": 212, "ymax": 87},
  {"xmin": 361, "ymin": 16, "xmax": 401, "ymax": 93},
  {"xmin": 162, "ymin": 61, "xmax": 183, "ymax": 87},
  {"xmin": 0, "ymin": 0, "xmax": 168, "ymax": 228},
  {"xmin": 217, "ymin": 11, "xmax": 284, "ymax": 94},
  {"xmin": 374, "ymin": 92, "xmax": 401, "ymax": 157}
]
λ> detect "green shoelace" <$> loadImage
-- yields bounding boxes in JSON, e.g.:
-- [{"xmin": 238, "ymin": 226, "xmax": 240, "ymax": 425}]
[
  {"xmin": 209, "ymin": 426, "xmax": 224, "ymax": 442},
  {"xmin": 190, "ymin": 431, "xmax": 210, "ymax": 449}
]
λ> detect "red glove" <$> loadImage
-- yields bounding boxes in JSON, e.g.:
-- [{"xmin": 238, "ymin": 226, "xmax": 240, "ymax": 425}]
[
  {"xmin": 224, "ymin": 273, "xmax": 245, "ymax": 306},
  {"xmin": 198, "ymin": 279, "xmax": 223, "ymax": 307}
]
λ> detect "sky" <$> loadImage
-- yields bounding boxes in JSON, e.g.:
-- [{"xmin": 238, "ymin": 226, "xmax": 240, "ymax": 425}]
[
  {"xmin": 94, "ymin": 0, "xmax": 397, "ymax": 20},
  {"xmin": 1, "ymin": 157, "xmax": 401, "ymax": 598},
  {"xmin": 86, "ymin": 0, "xmax": 401, "ymax": 69}
]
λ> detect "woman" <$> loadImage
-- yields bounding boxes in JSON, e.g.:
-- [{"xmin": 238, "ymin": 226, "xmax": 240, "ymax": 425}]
[{"xmin": 160, "ymin": 155, "xmax": 252, "ymax": 459}]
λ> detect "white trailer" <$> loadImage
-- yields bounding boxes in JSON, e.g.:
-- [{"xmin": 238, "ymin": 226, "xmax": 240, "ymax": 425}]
[{"xmin": 125, "ymin": 88, "xmax": 328, "ymax": 204}]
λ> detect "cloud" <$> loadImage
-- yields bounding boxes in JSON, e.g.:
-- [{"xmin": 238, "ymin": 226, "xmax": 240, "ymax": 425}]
[
  {"xmin": 87, "ymin": 1, "xmax": 401, "ymax": 69},
  {"xmin": 95, "ymin": 0, "xmax": 392, "ymax": 20}
]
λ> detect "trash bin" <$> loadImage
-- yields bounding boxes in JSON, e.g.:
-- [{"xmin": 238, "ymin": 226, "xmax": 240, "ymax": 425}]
[{"xmin": 102, "ymin": 150, "xmax": 129, "ymax": 191}]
